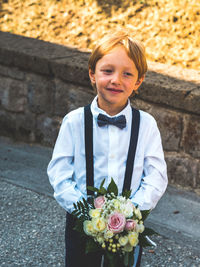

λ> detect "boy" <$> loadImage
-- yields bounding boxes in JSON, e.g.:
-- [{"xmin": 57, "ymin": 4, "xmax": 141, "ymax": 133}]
[{"xmin": 47, "ymin": 30, "xmax": 168, "ymax": 267}]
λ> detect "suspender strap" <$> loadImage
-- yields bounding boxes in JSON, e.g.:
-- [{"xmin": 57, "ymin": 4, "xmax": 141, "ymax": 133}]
[
  {"xmin": 84, "ymin": 105, "xmax": 94, "ymax": 195},
  {"xmin": 122, "ymin": 108, "xmax": 140, "ymax": 192},
  {"xmin": 84, "ymin": 105, "xmax": 140, "ymax": 195}
]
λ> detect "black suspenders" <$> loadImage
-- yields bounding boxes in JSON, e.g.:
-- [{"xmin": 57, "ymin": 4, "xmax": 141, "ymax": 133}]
[
  {"xmin": 84, "ymin": 104, "xmax": 140, "ymax": 195},
  {"xmin": 84, "ymin": 104, "xmax": 94, "ymax": 195},
  {"xmin": 122, "ymin": 107, "xmax": 140, "ymax": 192}
]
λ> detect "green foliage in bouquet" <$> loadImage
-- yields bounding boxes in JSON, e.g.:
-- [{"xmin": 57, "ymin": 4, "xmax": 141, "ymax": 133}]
[{"xmin": 72, "ymin": 178, "xmax": 158, "ymax": 267}]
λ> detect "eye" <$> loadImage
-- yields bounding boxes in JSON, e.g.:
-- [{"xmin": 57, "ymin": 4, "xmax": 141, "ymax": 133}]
[
  {"xmin": 102, "ymin": 69, "xmax": 113, "ymax": 74},
  {"xmin": 124, "ymin": 72, "xmax": 133, "ymax": 76}
]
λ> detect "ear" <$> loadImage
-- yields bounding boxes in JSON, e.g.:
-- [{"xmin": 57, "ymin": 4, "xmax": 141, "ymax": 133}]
[
  {"xmin": 89, "ymin": 69, "xmax": 96, "ymax": 84},
  {"xmin": 133, "ymin": 75, "xmax": 145, "ymax": 91}
]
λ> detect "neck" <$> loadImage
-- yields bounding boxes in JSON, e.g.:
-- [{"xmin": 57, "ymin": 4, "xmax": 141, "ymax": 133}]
[{"xmin": 97, "ymin": 99, "xmax": 128, "ymax": 116}]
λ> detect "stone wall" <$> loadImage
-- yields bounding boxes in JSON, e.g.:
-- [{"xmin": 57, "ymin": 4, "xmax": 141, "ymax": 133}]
[{"xmin": 0, "ymin": 31, "xmax": 199, "ymax": 190}]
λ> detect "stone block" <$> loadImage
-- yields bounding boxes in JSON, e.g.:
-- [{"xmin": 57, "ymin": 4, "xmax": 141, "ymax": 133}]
[
  {"xmin": 67, "ymin": 85, "xmax": 95, "ymax": 112},
  {"xmin": 0, "ymin": 109, "xmax": 36, "ymax": 142},
  {"xmin": 139, "ymin": 71, "xmax": 200, "ymax": 115},
  {"xmin": 0, "ymin": 45, "xmax": 50, "ymax": 76},
  {"xmin": 165, "ymin": 153, "xmax": 199, "ymax": 188},
  {"xmin": 130, "ymin": 97, "xmax": 152, "ymax": 112},
  {"xmin": 15, "ymin": 110, "xmax": 36, "ymax": 142},
  {"xmin": 51, "ymin": 53, "xmax": 91, "ymax": 87},
  {"xmin": 130, "ymin": 99, "xmax": 183, "ymax": 152},
  {"xmin": 26, "ymin": 73, "xmax": 55, "ymax": 115},
  {"xmin": 36, "ymin": 115, "xmax": 62, "ymax": 146},
  {"xmin": 54, "ymin": 79, "xmax": 94, "ymax": 116},
  {"xmin": 0, "ymin": 110, "xmax": 16, "ymax": 139},
  {"xmin": 148, "ymin": 61, "xmax": 200, "ymax": 84},
  {"xmin": 0, "ymin": 75, "xmax": 4, "ymax": 106},
  {"xmin": 181, "ymin": 115, "xmax": 200, "ymax": 158},
  {"xmin": 0, "ymin": 64, "xmax": 25, "ymax": 80},
  {"xmin": 0, "ymin": 31, "xmax": 89, "ymax": 76},
  {"xmin": 148, "ymin": 106, "xmax": 183, "ymax": 151},
  {"xmin": 0, "ymin": 77, "xmax": 27, "ymax": 112}
]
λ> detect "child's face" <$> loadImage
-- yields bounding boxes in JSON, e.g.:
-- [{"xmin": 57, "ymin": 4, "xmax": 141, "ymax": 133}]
[{"xmin": 89, "ymin": 46, "xmax": 144, "ymax": 115}]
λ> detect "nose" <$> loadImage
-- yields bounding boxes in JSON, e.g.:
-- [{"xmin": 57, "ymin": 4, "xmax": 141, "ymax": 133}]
[{"xmin": 111, "ymin": 72, "xmax": 121, "ymax": 85}]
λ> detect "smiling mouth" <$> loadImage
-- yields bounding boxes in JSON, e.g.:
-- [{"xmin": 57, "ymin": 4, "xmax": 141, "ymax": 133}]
[{"xmin": 107, "ymin": 88, "xmax": 123, "ymax": 93}]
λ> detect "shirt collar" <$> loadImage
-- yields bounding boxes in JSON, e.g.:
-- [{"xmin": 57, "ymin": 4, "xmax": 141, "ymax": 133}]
[{"xmin": 90, "ymin": 96, "xmax": 132, "ymax": 124}]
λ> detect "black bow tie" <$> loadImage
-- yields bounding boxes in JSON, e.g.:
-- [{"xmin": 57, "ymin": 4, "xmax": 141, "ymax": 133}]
[{"xmin": 97, "ymin": 114, "xmax": 126, "ymax": 129}]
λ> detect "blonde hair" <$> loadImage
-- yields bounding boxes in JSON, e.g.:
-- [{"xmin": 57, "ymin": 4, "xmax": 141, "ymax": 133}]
[{"xmin": 88, "ymin": 30, "xmax": 148, "ymax": 80}]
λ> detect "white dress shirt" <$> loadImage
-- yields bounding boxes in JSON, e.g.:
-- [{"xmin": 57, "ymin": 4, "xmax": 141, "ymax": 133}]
[{"xmin": 47, "ymin": 96, "xmax": 168, "ymax": 213}]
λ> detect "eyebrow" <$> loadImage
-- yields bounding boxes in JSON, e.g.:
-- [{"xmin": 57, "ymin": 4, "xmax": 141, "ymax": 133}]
[
  {"xmin": 100, "ymin": 64, "xmax": 113, "ymax": 68},
  {"xmin": 100, "ymin": 64, "xmax": 133, "ymax": 71}
]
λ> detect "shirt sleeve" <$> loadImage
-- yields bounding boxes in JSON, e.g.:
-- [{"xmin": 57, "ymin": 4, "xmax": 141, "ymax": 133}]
[
  {"xmin": 47, "ymin": 114, "xmax": 85, "ymax": 213},
  {"xmin": 131, "ymin": 117, "xmax": 168, "ymax": 210}
]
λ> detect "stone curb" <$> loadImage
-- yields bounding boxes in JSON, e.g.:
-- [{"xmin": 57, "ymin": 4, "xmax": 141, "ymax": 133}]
[{"xmin": 0, "ymin": 31, "xmax": 199, "ymax": 115}]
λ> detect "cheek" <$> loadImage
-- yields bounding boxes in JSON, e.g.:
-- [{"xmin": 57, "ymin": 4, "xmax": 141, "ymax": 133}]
[
  {"xmin": 125, "ymin": 80, "xmax": 135, "ymax": 90},
  {"xmin": 97, "ymin": 76, "xmax": 109, "ymax": 86}
]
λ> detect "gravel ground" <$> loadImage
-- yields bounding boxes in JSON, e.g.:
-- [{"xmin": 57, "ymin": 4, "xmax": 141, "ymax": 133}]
[
  {"xmin": 0, "ymin": 180, "xmax": 65, "ymax": 267},
  {"xmin": 1, "ymin": 180, "xmax": 200, "ymax": 267}
]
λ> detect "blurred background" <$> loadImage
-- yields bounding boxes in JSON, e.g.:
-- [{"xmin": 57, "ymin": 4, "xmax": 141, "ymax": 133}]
[{"xmin": 0, "ymin": 0, "xmax": 199, "ymax": 70}]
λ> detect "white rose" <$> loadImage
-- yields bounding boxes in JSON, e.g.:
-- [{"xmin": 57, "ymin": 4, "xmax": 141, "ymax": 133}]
[
  {"xmin": 83, "ymin": 220, "xmax": 95, "ymax": 236},
  {"xmin": 128, "ymin": 232, "xmax": 138, "ymax": 247},
  {"xmin": 104, "ymin": 230, "xmax": 114, "ymax": 239},
  {"xmin": 136, "ymin": 223, "xmax": 145, "ymax": 233},
  {"xmin": 121, "ymin": 202, "xmax": 133, "ymax": 218},
  {"xmin": 119, "ymin": 235, "xmax": 129, "ymax": 246},
  {"xmin": 89, "ymin": 208, "xmax": 101, "ymax": 218},
  {"xmin": 92, "ymin": 217, "xmax": 106, "ymax": 232}
]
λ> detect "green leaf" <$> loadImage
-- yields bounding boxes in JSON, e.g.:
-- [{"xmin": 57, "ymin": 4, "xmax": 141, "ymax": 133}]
[
  {"xmin": 141, "ymin": 210, "xmax": 151, "ymax": 221},
  {"xmin": 82, "ymin": 198, "xmax": 89, "ymax": 209},
  {"xmin": 71, "ymin": 210, "xmax": 76, "ymax": 216},
  {"xmin": 107, "ymin": 178, "xmax": 118, "ymax": 196},
  {"xmin": 122, "ymin": 189, "xmax": 132, "ymax": 199},
  {"xmin": 77, "ymin": 201, "xmax": 81, "ymax": 210},
  {"xmin": 87, "ymin": 186, "xmax": 99, "ymax": 193},
  {"xmin": 75, "ymin": 210, "xmax": 81, "ymax": 216},
  {"xmin": 79, "ymin": 201, "xmax": 85, "ymax": 210},
  {"xmin": 99, "ymin": 187, "xmax": 107, "ymax": 195},
  {"xmin": 100, "ymin": 178, "xmax": 106, "ymax": 189}
]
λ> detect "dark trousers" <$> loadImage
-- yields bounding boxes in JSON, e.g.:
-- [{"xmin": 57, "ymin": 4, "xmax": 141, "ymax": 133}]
[{"xmin": 65, "ymin": 213, "xmax": 142, "ymax": 267}]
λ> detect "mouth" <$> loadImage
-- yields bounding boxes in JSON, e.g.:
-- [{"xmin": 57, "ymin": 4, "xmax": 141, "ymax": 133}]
[{"xmin": 106, "ymin": 88, "xmax": 123, "ymax": 93}]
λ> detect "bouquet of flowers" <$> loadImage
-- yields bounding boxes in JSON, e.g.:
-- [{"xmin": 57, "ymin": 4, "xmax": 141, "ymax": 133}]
[{"xmin": 72, "ymin": 178, "xmax": 157, "ymax": 267}]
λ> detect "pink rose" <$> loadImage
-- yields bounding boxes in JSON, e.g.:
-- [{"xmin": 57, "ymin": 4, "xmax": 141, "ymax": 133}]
[
  {"xmin": 94, "ymin": 196, "xmax": 105, "ymax": 209},
  {"xmin": 125, "ymin": 219, "xmax": 137, "ymax": 231},
  {"xmin": 108, "ymin": 212, "xmax": 126, "ymax": 233}
]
